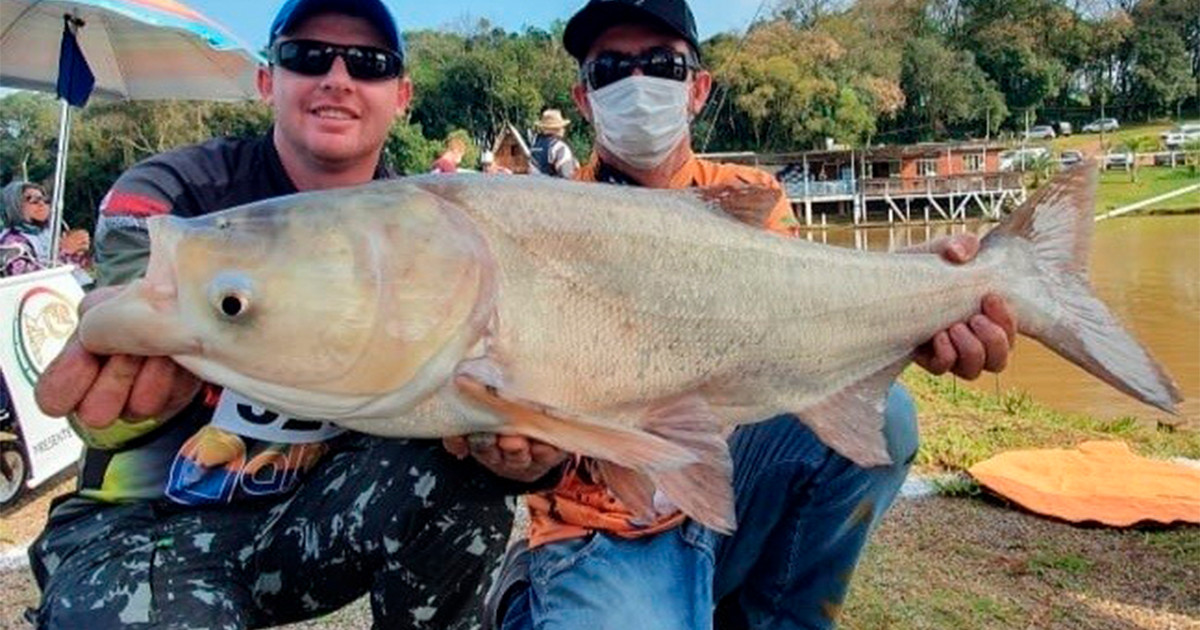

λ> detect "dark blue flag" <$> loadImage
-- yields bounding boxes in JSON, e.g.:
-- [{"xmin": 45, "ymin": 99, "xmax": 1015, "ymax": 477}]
[{"xmin": 56, "ymin": 22, "xmax": 94, "ymax": 107}]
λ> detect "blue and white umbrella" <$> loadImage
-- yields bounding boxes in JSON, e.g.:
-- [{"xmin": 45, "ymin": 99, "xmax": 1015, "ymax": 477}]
[{"xmin": 0, "ymin": 0, "xmax": 263, "ymax": 260}]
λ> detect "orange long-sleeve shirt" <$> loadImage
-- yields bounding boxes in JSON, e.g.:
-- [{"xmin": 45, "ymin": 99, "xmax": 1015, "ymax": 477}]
[{"xmin": 527, "ymin": 153, "xmax": 796, "ymax": 548}]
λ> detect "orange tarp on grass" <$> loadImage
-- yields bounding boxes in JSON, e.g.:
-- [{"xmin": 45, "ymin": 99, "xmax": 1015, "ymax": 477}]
[{"xmin": 969, "ymin": 441, "xmax": 1200, "ymax": 527}]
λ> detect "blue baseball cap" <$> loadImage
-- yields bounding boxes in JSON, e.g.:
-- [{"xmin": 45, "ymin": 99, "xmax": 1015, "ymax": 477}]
[
  {"xmin": 564, "ymin": 0, "xmax": 700, "ymax": 63},
  {"xmin": 269, "ymin": 0, "xmax": 405, "ymax": 56}
]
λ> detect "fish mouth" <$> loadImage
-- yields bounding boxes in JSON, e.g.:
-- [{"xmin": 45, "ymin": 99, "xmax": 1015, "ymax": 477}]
[{"xmin": 77, "ymin": 215, "xmax": 202, "ymax": 358}]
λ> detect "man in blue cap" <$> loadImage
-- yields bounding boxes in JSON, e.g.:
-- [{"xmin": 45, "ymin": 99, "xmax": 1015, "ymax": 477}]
[
  {"xmin": 475, "ymin": 1, "xmax": 1016, "ymax": 629},
  {"xmin": 30, "ymin": 2, "xmax": 550, "ymax": 628}
]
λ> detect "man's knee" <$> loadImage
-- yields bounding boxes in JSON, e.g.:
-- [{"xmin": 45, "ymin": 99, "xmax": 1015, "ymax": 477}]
[{"xmin": 35, "ymin": 587, "xmax": 250, "ymax": 630}]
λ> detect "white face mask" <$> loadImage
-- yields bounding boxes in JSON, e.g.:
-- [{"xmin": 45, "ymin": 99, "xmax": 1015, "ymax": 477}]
[{"xmin": 588, "ymin": 75, "xmax": 690, "ymax": 171}]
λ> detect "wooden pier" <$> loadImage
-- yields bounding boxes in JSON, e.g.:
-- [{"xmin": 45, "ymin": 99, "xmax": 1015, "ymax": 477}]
[{"xmin": 702, "ymin": 142, "xmax": 1028, "ymax": 226}]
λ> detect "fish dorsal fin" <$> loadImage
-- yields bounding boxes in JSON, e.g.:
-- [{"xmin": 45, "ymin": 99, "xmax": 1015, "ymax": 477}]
[
  {"xmin": 795, "ymin": 359, "xmax": 908, "ymax": 468},
  {"xmin": 453, "ymin": 374, "xmax": 697, "ymax": 473},
  {"xmin": 693, "ymin": 184, "xmax": 783, "ymax": 229}
]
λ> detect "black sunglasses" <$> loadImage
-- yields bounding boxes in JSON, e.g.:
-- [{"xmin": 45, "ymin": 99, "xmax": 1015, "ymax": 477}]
[
  {"xmin": 271, "ymin": 39, "xmax": 404, "ymax": 81},
  {"xmin": 581, "ymin": 47, "xmax": 698, "ymax": 90},
  {"xmin": 23, "ymin": 193, "xmax": 48, "ymax": 204}
]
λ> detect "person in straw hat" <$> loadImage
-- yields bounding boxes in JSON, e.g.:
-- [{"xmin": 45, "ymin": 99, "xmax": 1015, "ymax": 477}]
[{"xmin": 530, "ymin": 108, "xmax": 579, "ymax": 178}]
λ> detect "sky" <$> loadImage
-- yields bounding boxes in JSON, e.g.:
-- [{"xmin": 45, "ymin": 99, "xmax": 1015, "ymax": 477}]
[
  {"xmin": 0, "ymin": 1, "xmax": 768, "ymax": 99},
  {"xmin": 187, "ymin": 0, "xmax": 771, "ymax": 51}
]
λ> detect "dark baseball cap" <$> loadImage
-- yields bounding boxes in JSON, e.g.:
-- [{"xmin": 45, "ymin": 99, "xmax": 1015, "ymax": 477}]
[
  {"xmin": 563, "ymin": 0, "xmax": 700, "ymax": 63},
  {"xmin": 269, "ymin": 0, "xmax": 405, "ymax": 56}
]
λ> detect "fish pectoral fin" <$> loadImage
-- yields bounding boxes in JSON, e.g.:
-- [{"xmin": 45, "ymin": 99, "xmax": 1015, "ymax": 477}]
[
  {"xmin": 693, "ymin": 183, "xmax": 783, "ymax": 229},
  {"xmin": 452, "ymin": 374, "xmax": 698, "ymax": 473},
  {"xmin": 796, "ymin": 359, "xmax": 909, "ymax": 468},
  {"xmin": 641, "ymin": 393, "xmax": 736, "ymax": 533}
]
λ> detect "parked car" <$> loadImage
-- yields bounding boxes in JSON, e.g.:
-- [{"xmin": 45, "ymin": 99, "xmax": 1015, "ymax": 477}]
[
  {"xmin": 1161, "ymin": 122, "xmax": 1200, "ymax": 149},
  {"xmin": 1083, "ymin": 118, "xmax": 1120, "ymax": 133},
  {"xmin": 1058, "ymin": 150, "xmax": 1084, "ymax": 167},
  {"xmin": 1104, "ymin": 150, "xmax": 1134, "ymax": 169},
  {"xmin": 1025, "ymin": 125, "xmax": 1057, "ymax": 140},
  {"xmin": 1000, "ymin": 147, "xmax": 1050, "ymax": 171},
  {"xmin": 1056, "ymin": 121, "xmax": 1073, "ymax": 136}
]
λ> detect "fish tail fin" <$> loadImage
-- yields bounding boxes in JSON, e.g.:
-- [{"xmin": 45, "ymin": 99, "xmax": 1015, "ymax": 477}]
[{"xmin": 984, "ymin": 160, "xmax": 1181, "ymax": 413}]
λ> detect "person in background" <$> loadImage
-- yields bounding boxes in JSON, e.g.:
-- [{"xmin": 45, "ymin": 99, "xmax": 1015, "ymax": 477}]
[
  {"xmin": 472, "ymin": 1, "xmax": 1018, "ymax": 629},
  {"xmin": 0, "ymin": 181, "xmax": 90, "ymax": 277},
  {"xmin": 529, "ymin": 109, "xmax": 578, "ymax": 178},
  {"xmin": 431, "ymin": 135, "xmax": 468, "ymax": 173}
]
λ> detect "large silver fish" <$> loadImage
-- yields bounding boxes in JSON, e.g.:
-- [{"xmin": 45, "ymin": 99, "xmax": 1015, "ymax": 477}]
[{"xmin": 79, "ymin": 163, "xmax": 1181, "ymax": 531}]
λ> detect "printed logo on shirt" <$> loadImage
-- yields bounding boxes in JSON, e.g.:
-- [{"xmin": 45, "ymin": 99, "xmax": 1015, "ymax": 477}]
[
  {"xmin": 165, "ymin": 424, "xmax": 328, "ymax": 505},
  {"xmin": 165, "ymin": 391, "xmax": 338, "ymax": 505}
]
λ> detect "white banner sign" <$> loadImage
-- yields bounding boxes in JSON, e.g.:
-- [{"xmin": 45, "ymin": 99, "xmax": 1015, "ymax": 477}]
[{"xmin": 0, "ymin": 266, "xmax": 84, "ymax": 487}]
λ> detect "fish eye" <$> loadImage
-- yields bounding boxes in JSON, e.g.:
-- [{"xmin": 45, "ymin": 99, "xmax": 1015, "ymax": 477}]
[
  {"xmin": 208, "ymin": 273, "xmax": 255, "ymax": 321},
  {"xmin": 219, "ymin": 293, "xmax": 248, "ymax": 318}
]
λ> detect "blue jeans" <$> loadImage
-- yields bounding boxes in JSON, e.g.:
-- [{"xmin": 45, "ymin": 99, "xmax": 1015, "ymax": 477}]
[{"xmin": 502, "ymin": 384, "xmax": 919, "ymax": 630}]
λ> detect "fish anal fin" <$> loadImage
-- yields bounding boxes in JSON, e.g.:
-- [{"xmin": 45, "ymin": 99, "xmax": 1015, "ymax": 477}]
[
  {"xmin": 588, "ymin": 460, "xmax": 657, "ymax": 524},
  {"xmin": 452, "ymin": 374, "xmax": 697, "ymax": 473},
  {"xmin": 641, "ymin": 393, "xmax": 736, "ymax": 533},
  {"xmin": 796, "ymin": 360, "xmax": 908, "ymax": 468},
  {"xmin": 694, "ymin": 184, "xmax": 783, "ymax": 229}
]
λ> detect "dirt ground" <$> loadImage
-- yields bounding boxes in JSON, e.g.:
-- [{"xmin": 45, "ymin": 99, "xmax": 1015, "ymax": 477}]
[
  {"xmin": 0, "ymin": 472, "xmax": 73, "ymax": 552},
  {"xmin": 2, "ymin": 488, "xmax": 1196, "ymax": 630}
]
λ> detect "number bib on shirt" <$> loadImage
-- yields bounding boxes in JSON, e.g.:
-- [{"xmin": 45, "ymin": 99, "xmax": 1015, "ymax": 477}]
[{"xmin": 210, "ymin": 390, "xmax": 346, "ymax": 443}]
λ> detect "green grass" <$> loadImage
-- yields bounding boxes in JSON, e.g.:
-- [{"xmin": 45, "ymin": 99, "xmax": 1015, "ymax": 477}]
[
  {"xmin": 841, "ymin": 496, "xmax": 1200, "ymax": 629},
  {"xmin": 1095, "ymin": 167, "xmax": 1200, "ymax": 214},
  {"xmin": 840, "ymin": 369, "xmax": 1200, "ymax": 630},
  {"xmin": 830, "ymin": 356, "xmax": 1200, "ymax": 629},
  {"xmin": 1141, "ymin": 530, "xmax": 1200, "ymax": 564},
  {"xmin": 1028, "ymin": 551, "xmax": 1095, "ymax": 582},
  {"xmin": 900, "ymin": 368, "xmax": 1200, "ymax": 473},
  {"xmin": 929, "ymin": 473, "xmax": 982, "ymax": 497}
]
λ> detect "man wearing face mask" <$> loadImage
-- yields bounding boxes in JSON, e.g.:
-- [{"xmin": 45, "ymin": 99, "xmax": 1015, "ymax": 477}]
[{"xmin": 474, "ymin": 1, "xmax": 1019, "ymax": 629}]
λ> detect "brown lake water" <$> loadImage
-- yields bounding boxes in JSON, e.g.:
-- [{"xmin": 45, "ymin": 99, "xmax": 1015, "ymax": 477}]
[{"xmin": 809, "ymin": 215, "xmax": 1200, "ymax": 425}]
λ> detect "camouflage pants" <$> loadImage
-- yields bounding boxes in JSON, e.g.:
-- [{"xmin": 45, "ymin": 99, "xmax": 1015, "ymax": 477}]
[{"xmin": 28, "ymin": 435, "xmax": 520, "ymax": 630}]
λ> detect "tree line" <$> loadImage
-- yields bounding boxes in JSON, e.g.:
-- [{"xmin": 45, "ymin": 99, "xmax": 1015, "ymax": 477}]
[{"xmin": 1, "ymin": 0, "xmax": 1195, "ymax": 230}]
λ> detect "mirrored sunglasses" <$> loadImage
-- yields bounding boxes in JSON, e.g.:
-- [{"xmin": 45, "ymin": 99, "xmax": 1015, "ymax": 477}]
[
  {"xmin": 271, "ymin": 39, "xmax": 404, "ymax": 81},
  {"xmin": 581, "ymin": 47, "xmax": 697, "ymax": 91}
]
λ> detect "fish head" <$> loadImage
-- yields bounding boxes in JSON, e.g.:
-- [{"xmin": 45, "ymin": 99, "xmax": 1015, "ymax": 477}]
[{"xmin": 80, "ymin": 186, "xmax": 495, "ymax": 401}]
